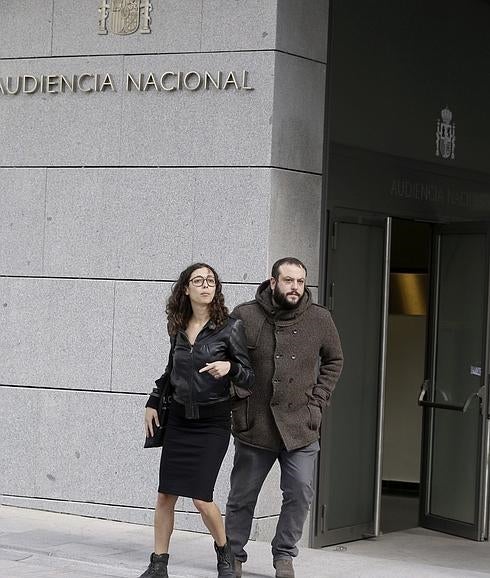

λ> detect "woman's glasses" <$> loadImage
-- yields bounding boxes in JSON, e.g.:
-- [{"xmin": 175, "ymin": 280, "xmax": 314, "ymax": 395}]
[{"xmin": 189, "ymin": 275, "xmax": 216, "ymax": 287}]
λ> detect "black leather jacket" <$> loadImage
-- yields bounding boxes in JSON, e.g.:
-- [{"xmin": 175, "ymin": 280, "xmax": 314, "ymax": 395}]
[{"xmin": 147, "ymin": 317, "xmax": 254, "ymax": 419}]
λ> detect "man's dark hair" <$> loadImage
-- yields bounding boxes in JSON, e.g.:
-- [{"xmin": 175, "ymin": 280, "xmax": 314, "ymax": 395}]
[{"xmin": 271, "ymin": 257, "xmax": 307, "ymax": 280}]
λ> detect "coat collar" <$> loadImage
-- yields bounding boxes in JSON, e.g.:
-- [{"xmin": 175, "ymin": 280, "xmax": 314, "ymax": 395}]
[{"xmin": 255, "ymin": 280, "xmax": 312, "ymax": 323}]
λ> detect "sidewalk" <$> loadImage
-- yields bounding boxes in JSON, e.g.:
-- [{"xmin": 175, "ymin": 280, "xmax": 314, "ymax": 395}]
[{"xmin": 1, "ymin": 505, "xmax": 490, "ymax": 577}]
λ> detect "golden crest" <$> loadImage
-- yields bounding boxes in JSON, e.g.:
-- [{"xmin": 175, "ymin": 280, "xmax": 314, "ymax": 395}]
[
  {"xmin": 111, "ymin": 0, "xmax": 140, "ymax": 35},
  {"xmin": 98, "ymin": 0, "xmax": 152, "ymax": 35}
]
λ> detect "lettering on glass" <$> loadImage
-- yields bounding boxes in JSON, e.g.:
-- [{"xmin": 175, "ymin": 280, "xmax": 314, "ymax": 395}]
[
  {"xmin": 98, "ymin": 0, "xmax": 152, "ymax": 35},
  {"xmin": 435, "ymin": 107, "xmax": 456, "ymax": 160}
]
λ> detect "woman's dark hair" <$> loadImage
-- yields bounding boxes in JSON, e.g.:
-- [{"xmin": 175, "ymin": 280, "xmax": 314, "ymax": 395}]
[{"xmin": 166, "ymin": 263, "xmax": 228, "ymax": 335}]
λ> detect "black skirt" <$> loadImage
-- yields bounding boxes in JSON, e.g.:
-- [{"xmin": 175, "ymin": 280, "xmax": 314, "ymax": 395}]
[{"xmin": 158, "ymin": 400, "xmax": 231, "ymax": 502}]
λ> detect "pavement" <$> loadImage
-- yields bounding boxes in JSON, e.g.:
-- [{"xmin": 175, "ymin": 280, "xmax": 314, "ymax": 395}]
[{"xmin": 1, "ymin": 505, "xmax": 490, "ymax": 577}]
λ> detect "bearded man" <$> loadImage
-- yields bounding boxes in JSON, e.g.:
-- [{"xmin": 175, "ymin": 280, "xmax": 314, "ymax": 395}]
[{"xmin": 225, "ymin": 257, "xmax": 343, "ymax": 578}]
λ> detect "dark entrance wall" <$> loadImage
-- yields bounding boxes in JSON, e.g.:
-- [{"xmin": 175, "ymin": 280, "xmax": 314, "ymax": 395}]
[
  {"xmin": 329, "ymin": 145, "xmax": 490, "ymax": 222},
  {"xmin": 327, "ymin": 0, "xmax": 490, "ymax": 221}
]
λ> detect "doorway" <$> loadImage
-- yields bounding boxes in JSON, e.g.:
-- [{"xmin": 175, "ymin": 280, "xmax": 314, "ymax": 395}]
[
  {"xmin": 313, "ymin": 210, "xmax": 490, "ymax": 547},
  {"xmin": 381, "ymin": 219, "xmax": 430, "ymax": 534}
]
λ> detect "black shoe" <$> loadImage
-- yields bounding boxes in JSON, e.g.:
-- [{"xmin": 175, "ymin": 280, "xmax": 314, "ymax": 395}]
[
  {"xmin": 214, "ymin": 540, "xmax": 235, "ymax": 577},
  {"xmin": 139, "ymin": 552, "xmax": 169, "ymax": 578}
]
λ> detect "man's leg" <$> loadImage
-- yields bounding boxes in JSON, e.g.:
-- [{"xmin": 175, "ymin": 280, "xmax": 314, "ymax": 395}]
[
  {"xmin": 225, "ymin": 439, "xmax": 277, "ymax": 562},
  {"xmin": 271, "ymin": 440, "xmax": 320, "ymax": 561}
]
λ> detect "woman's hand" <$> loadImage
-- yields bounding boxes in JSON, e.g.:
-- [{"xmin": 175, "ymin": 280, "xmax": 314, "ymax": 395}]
[
  {"xmin": 199, "ymin": 361, "xmax": 231, "ymax": 379},
  {"xmin": 145, "ymin": 407, "xmax": 159, "ymax": 437}
]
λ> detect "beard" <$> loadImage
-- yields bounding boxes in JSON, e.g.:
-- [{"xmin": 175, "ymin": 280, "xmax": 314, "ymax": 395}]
[{"xmin": 273, "ymin": 285, "xmax": 303, "ymax": 310}]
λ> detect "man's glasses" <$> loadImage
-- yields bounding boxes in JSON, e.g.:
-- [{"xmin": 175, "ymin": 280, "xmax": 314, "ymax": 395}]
[{"xmin": 189, "ymin": 275, "xmax": 216, "ymax": 287}]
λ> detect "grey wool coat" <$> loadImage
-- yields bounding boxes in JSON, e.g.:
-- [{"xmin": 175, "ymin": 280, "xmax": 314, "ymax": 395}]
[{"xmin": 230, "ymin": 281, "xmax": 344, "ymax": 452}]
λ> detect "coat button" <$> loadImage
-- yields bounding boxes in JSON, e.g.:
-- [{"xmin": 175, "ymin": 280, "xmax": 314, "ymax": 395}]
[
  {"xmin": 291, "ymin": 355, "xmax": 296, "ymax": 360},
  {"xmin": 292, "ymin": 329, "xmax": 298, "ymax": 334},
  {"xmin": 275, "ymin": 354, "xmax": 282, "ymax": 359},
  {"xmin": 273, "ymin": 378, "xmax": 281, "ymax": 383}
]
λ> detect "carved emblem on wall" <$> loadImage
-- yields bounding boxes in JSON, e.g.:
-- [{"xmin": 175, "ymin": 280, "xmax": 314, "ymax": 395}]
[
  {"xmin": 435, "ymin": 107, "xmax": 456, "ymax": 160},
  {"xmin": 98, "ymin": 1, "xmax": 152, "ymax": 35}
]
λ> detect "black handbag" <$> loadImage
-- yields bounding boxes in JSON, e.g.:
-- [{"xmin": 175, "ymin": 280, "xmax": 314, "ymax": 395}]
[
  {"xmin": 144, "ymin": 337, "xmax": 175, "ymax": 449},
  {"xmin": 144, "ymin": 390, "xmax": 172, "ymax": 448}
]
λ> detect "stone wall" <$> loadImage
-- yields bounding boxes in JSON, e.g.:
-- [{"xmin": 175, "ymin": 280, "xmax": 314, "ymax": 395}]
[{"xmin": 0, "ymin": 0, "xmax": 328, "ymax": 544}]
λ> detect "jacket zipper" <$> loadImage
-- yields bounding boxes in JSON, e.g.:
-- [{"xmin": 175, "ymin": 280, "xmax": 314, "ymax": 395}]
[
  {"xmin": 181, "ymin": 331, "xmax": 194, "ymax": 410},
  {"xmin": 180, "ymin": 321, "xmax": 216, "ymax": 417}
]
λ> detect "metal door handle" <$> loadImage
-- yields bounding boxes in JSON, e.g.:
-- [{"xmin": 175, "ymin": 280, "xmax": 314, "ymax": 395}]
[{"xmin": 418, "ymin": 381, "xmax": 484, "ymax": 413}]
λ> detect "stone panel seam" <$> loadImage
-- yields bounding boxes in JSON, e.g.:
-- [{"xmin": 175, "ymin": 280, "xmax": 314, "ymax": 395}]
[
  {"xmin": 0, "ymin": 275, "xmax": 260, "ymax": 286},
  {"xmin": 199, "ymin": 0, "xmax": 204, "ymax": 52},
  {"xmin": 41, "ymin": 169, "xmax": 48, "ymax": 275},
  {"xmin": 1, "ymin": 494, "xmax": 277, "ymax": 519},
  {"xmin": 118, "ymin": 56, "xmax": 126, "ymax": 165},
  {"xmin": 191, "ymin": 179, "xmax": 197, "ymax": 261},
  {"xmin": 49, "ymin": 0, "xmax": 55, "ymax": 57},
  {"xmin": 270, "ymin": 52, "xmax": 278, "ymax": 198},
  {"xmin": 267, "ymin": 169, "xmax": 274, "ymax": 271},
  {"xmin": 274, "ymin": 0, "xmax": 280, "ymax": 65},
  {"xmin": 0, "ymin": 383, "xmax": 147, "ymax": 395},
  {"xmin": 0, "ymin": 276, "xmax": 316, "ymax": 289},
  {"xmin": 0, "ymin": 48, "xmax": 316, "ymax": 62},
  {"xmin": 0, "ymin": 166, "xmax": 322, "ymax": 176},
  {"xmin": 1, "ymin": 493, "xmax": 155, "ymax": 511},
  {"xmin": 109, "ymin": 281, "xmax": 117, "ymax": 392},
  {"xmin": 274, "ymin": 49, "xmax": 327, "ymax": 67}
]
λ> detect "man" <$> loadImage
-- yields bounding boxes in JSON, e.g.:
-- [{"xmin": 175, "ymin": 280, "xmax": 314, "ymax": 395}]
[{"xmin": 225, "ymin": 258, "xmax": 343, "ymax": 578}]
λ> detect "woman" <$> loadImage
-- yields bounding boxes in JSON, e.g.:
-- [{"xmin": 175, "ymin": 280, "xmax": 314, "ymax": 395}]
[{"xmin": 140, "ymin": 263, "xmax": 254, "ymax": 578}]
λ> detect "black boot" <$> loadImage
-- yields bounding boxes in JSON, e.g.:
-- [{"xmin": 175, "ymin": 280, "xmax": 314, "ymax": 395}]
[
  {"xmin": 139, "ymin": 552, "xmax": 169, "ymax": 578},
  {"xmin": 214, "ymin": 540, "xmax": 235, "ymax": 577}
]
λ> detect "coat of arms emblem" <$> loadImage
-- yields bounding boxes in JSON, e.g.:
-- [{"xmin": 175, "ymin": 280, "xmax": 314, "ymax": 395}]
[
  {"xmin": 435, "ymin": 107, "xmax": 456, "ymax": 160},
  {"xmin": 98, "ymin": 0, "xmax": 152, "ymax": 35}
]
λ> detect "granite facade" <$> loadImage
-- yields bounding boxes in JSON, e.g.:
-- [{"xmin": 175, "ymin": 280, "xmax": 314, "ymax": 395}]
[
  {"xmin": 0, "ymin": 0, "xmax": 53, "ymax": 59},
  {"xmin": 0, "ymin": 0, "xmax": 329, "ymax": 547},
  {"xmin": 0, "ymin": 169, "xmax": 46, "ymax": 276}
]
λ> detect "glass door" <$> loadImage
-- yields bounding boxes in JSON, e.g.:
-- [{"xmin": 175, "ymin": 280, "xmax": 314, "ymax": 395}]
[
  {"xmin": 419, "ymin": 223, "xmax": 490, "ymax": 540},
  {"xmin": 313, "ymin": 210, "xmax": 391, "ymax": 546}
]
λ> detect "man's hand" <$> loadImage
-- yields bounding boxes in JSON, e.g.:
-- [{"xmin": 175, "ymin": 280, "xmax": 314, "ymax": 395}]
[
  {"xmin": 144, "ymin": 407, "xmax": 159, "ymax": 437},
  {"xmin": 199, "ymin": 361, "xmax": 231, "ymax": 379}
]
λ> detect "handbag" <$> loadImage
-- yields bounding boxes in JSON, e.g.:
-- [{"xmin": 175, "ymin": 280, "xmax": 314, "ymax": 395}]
[
  {"xmin": 144, "ymin": 336, "xmax": 175, "ymax": 449},
  {"xmin": 144, "ymin": 390, "xmax": 172, "ymax": 448}
]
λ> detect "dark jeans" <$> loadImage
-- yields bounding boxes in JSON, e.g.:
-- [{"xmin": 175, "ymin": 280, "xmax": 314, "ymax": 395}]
[{"xmin": 225, "ymin": 438, "xmax": 320, "ymax": 562}]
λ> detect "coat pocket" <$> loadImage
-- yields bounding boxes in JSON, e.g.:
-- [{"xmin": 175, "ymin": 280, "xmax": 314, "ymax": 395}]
[
  {"xmin": 307, "ymin": 403, "xmax": 322, "ymax": 431},
  {"xmin": 231, "ymin": 398, "xmax": 249, "ymax": 433}
]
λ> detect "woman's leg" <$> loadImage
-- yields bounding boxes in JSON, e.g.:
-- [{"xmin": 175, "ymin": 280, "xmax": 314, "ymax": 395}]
[
  {"xmin": 193, "ymin": 499, "xmax": 227, "ymax": 546},
  {"xmin": 154, "ymin": 493, "xmax": 179, "ymax": 554},
  {"xmin": 194, "ymin": 499, "xmax": 235, "ymax": 577}
]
